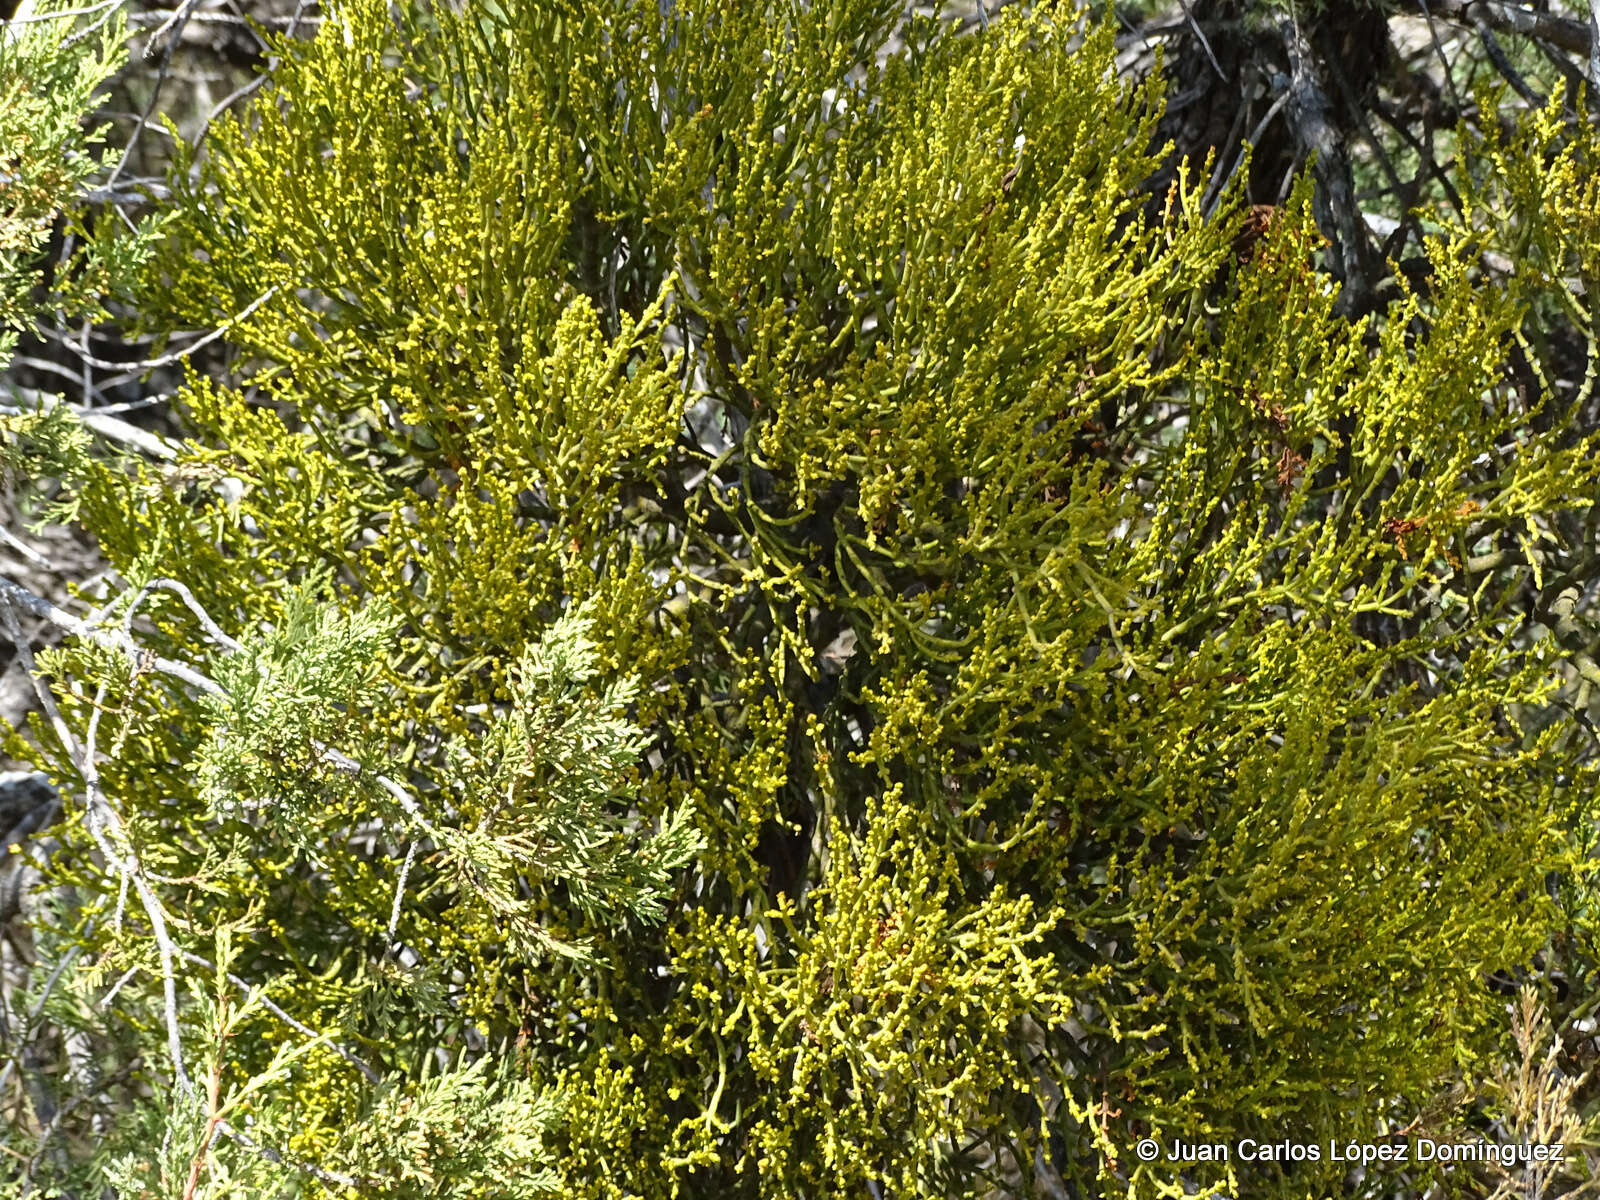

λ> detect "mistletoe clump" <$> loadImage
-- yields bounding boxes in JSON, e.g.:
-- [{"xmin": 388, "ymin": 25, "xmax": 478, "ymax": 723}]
[{"xmin": 6, "ymin": 1, "xmax": 1600, "ymax": 1197}]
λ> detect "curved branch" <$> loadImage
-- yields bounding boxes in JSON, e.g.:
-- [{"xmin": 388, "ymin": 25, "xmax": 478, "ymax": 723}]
[{"xmin": 1419, "ymin": 0, "xmax": 1593, "ymax": 59}]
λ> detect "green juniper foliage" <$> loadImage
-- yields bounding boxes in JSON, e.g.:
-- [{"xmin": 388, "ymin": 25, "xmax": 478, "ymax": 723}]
[
  {"xmin": 195, "ymin": 581, "xmax": 401, "ymax": 833},
  {"xmin": 0, "ymin": 0, "xmax": 125, "ymax": 355},
  {"xmin": 5, "ymin": 0, "xmax": 1600, "ymax": 1197},
  {"xmin": 0, "ymin": 0, "xmax": 162, "ymax": 514},
  {"xmin": 0, "ymin": 0, "xmax": 116, "ymax": 435}
]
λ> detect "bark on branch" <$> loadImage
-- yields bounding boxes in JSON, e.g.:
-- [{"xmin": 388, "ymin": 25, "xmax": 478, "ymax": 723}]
[
  {"xmin": 1420, "ymin": 0, "xmax": 1593, "ymax": 59},
  {"xmin": 1280, "ymin": 18, "xmax": 1378, "ymax": 316}
]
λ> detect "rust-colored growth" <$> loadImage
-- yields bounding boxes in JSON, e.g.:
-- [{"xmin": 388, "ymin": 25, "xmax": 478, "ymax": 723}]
[
  {"xmin": 1383, "ymin": 515, "xmax": 1427, "ymax": 559},
  {"xmin": 1243, "ymin": 386, "xmax": 1288, "ymax": 430},
  {"xmin": 872, "ymin": 912, "xmax": 899, "ymax": 950},
  {"xmin": 1274, "ymin": 444, "xmax": 1305, "ymax": 488},
  {"xmin": 1234, "ymin": 204, "xmax": 1278, "ymax": 264}
]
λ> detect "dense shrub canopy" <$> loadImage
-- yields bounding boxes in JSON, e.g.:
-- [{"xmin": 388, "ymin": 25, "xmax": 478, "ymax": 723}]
[{"xmin": 6, "ymin": 0, "xmax": 1600, "ymax": 1197}]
